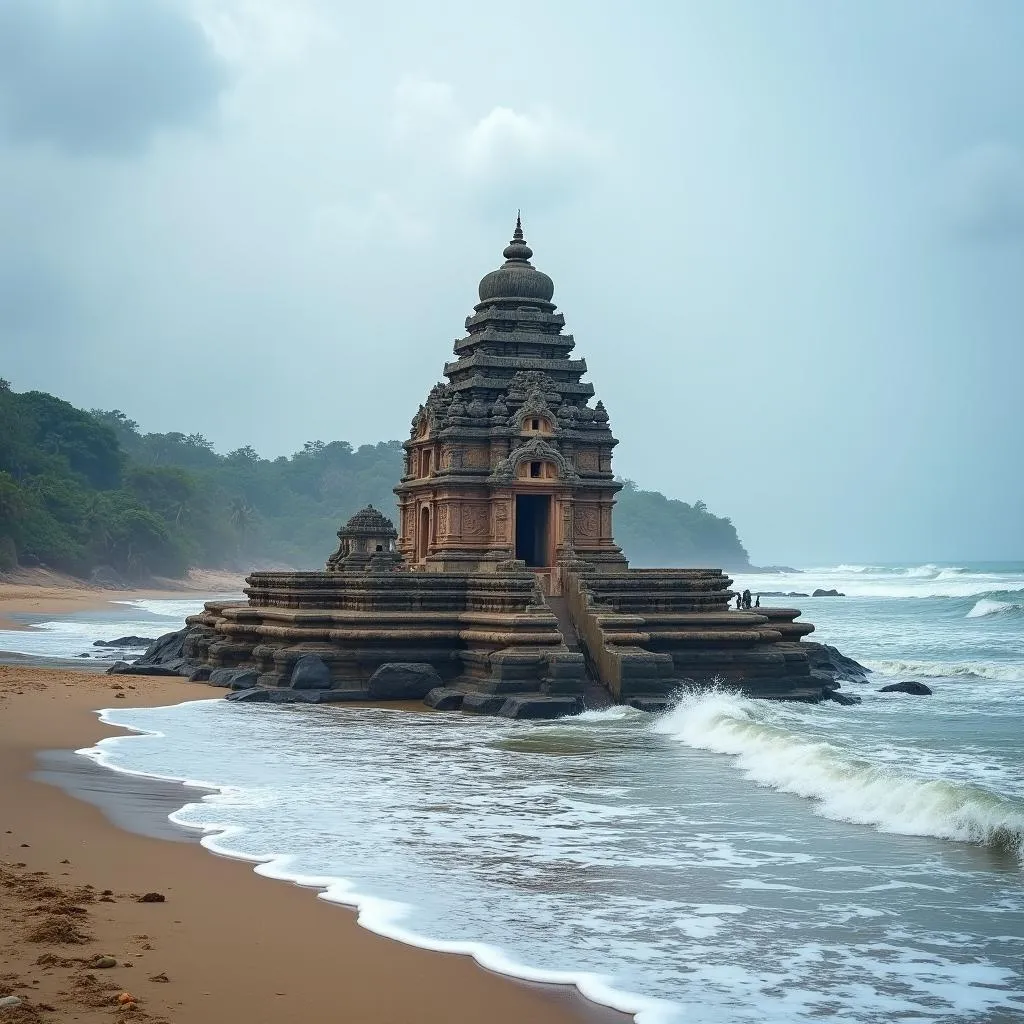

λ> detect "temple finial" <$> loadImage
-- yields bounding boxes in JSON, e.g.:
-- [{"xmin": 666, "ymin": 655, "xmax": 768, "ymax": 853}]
[{"xmin": 513, "ymin": 210, "xmax": 523, "ymax": 241}]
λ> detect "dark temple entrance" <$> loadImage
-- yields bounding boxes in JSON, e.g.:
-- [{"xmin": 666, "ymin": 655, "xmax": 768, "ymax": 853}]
[{"xmin": 515, "ymin": 494, "xmax": 551, "ymax": 567}]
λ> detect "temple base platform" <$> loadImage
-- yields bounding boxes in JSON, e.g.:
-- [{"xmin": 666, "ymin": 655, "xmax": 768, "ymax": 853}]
[{"xmin": 180, "ymin": 564, "xmax": 830, "ymax": 717}]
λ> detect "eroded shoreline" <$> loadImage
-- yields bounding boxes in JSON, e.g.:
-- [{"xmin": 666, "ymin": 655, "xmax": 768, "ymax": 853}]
[{"xmin": 0, "ymin": 665, "xmax": 629, "ymax": 1024}]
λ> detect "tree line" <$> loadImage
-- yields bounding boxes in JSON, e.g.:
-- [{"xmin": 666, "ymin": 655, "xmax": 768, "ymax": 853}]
[{"xmin": 0, "ymin": 381, "xmax": 749, "ymax": 581}]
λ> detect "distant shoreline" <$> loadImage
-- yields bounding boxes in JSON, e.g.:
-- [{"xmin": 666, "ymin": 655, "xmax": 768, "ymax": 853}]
[{"xmin": 0, "ymin": 567, "xmax": 247, "ymax": 631}]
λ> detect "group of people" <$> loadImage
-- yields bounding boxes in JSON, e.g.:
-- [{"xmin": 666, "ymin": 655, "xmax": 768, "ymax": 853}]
[{"xmin": 734, "ymin": 589, "xmax": 760, "ymax": 610}]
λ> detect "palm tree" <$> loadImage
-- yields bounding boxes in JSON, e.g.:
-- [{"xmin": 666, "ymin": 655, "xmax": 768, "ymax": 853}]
[
  {"xmin": 170, "ymin": 499, "xmax": 192, "ymax": 527},
  {"xmin": 228, "ymin": 497, "xmax": 256, "ymax": 559}
]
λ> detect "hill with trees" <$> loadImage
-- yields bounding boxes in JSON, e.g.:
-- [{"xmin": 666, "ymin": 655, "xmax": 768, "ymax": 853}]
[{"xmin": 0, "ymin": 381, "xmax": 750, "ymax": 581}]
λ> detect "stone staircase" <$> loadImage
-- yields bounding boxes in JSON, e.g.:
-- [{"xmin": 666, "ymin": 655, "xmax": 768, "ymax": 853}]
[{"xmin": 545, "ymin": 595, "xmax": 612, "ymax": 709}]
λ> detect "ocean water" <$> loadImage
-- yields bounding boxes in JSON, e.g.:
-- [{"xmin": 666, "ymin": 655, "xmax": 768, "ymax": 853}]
[
  {"xmin": 0, "ymin": 596, "xmax": 239, "ymax": 663},
  {"xmin": 36, "ymin": 567, "xmax": 1024, "ymax": 1021}
]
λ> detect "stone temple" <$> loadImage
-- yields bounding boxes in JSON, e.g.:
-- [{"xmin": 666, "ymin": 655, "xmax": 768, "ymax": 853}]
[{"xmin": 186, "ymin": 218, "xmax": 824, "ymax": 716}]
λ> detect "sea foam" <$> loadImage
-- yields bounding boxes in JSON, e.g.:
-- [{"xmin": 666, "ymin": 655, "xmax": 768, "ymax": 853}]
[
  {"xmin": 654, "ymin": 690, "xmax": 1024, "ymax": 860},
  {"xmin": 861, "ymin": 658, "xmax": 1024, "ymax": 683},
  {"xmin": 967, "ymin": 597, "xmax": 1024, "ymax": 619}
]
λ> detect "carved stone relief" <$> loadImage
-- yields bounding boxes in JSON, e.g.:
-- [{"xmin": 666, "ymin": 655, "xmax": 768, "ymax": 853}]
[
  {"xmin": 574, "ymin": 506, "xmax": 600, "ymax": 539},
  {"xmin": 462, "ymin": 504, "xmax": 489, "ymax": 537}
]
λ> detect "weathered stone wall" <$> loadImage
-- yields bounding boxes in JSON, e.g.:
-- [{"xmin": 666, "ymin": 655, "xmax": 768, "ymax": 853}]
[
  {"xmin": 564, "ymin": 569, "xmax": 824, "ymax": 701},
  {"xmin": 186, "ymin": 569, "xmax": 586, "ymax": 698}
]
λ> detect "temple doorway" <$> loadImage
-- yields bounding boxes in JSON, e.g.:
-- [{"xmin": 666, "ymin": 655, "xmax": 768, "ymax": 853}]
[
  {"xmin": 515, "ymin": 494, "xmax": 551, "ymax": 567},
  {"xmin": 418, "ymin": 506, "xmax": 430, "ymax": 561}
]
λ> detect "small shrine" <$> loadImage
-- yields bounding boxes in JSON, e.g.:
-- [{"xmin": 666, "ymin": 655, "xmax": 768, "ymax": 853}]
[{"xmin": 326, "ymin": 505, "xmax": 401, "ymax": 573}]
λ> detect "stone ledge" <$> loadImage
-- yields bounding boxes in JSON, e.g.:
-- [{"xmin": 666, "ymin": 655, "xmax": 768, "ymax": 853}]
[{"xmin": 423, "ymin": 687, "xmax": 466, "ymax": 710}]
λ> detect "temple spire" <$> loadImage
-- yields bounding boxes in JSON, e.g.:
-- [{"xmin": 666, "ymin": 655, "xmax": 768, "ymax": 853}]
[{"xmin": 514, "ymin": 210, "xmax": 523, "ymax": 240}]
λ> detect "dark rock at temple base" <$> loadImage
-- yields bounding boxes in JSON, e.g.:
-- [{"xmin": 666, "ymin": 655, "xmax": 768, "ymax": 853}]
[
  {"xmin": 367, "ymin": 663, "xmax": 443, "ymax": 699},
  {"xmin": 462, "ymin": 693, "xmax": 510, "ymax": 715},
  {"xmin": 132, "ymin": 628, "xmax": 190, "ymax": 669},
  {"xmin": 498, "ymin": 695, "xmax": 583, "ymax": 719},
  {"xmin": 226, "ymin": 687, "xmax": 369, "ymax": 704},
  {"xmin": 879, "ymin": 681, "xmax": 932, "ymax": 696},
  {"xmin": 424, "ymin": 687, "xmax": 466, "ymax": 710},
  {"xmin": 824, "ymin": 689, "xmax": 862, "ymax": 706},
  {"xmin": 209, "ymin": 667, "xmax": 259, "ymax": 690},
  {"xmin": 188, "ymin": 665, "xmax": 212, "ymax": 682},
  {"xmin": 290, "ymin": 654, "xmax": 332, "ymax": 690},
  {"xmin": 802, "ymin": 642, "xmax": 871, "ymax": 682},
  {"xmin": 107, "ymin": 661, "xmax": 182, "ymax": 677},
  {"xmin": 93, "ymin": 636, "xmax": 157, "ymax": 648},
  {"xmin": 812, "ymin": 589, "xmax": 846, "ymax": 597}
]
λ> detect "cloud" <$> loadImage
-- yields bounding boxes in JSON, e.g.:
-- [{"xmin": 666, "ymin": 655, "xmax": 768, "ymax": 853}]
[
  {"xmin": 935, "ymin": 143, "xmax": 1024, "ymax": 244},
  {"xmin": 389, "ymin": 78, "xmax": 604, "ymax": 216},
  {"xmin": 457, "ymin": 106, "xmax": 603, "ymax": 212},
  {"xmin": 193, "ymin": 0, "xmax": 328, "ymax": 66},
  {"xmin": 0, "ymin": 0, "xmax": 227, "ymax": 156}
]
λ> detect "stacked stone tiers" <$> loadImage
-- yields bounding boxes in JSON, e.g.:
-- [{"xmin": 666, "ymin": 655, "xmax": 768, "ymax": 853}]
[
  {"xmin": 564, "ymin": 569, "xmax": 823, "ymax": 704},
  {"xmin": 184, "ymin": 569, "xmax": 588, "ymax": 713},
  {"xmin": 183, "ymin": 565, "xmax": 826, "ymax": 712}
]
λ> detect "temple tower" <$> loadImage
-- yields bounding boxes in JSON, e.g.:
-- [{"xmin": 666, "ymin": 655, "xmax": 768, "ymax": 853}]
[{"xmin": 396, "ymin": 216, "xmax": 627, "ymax": 586}]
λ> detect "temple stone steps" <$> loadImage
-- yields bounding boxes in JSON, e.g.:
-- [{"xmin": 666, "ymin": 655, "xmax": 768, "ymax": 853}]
[
  {"xmin": 546, "ymin": 595, "xmax": 612, "ymax": 709},
  {"xmin": 546, "ymin": 595, "xmax": 580, "ymax": 652}
]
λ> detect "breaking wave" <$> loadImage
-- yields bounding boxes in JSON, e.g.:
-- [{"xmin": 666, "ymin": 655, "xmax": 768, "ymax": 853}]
[
  {"xmin": 967, "ymin": 597, "xmax": 1024, "ymax": 619},
  {"xmin": 654, "ymin": 690, "xmax": 1024, "ymax": 860},
  {"xmin": 861, "ymin": 658, "xmax": 1024, "ymax": 682}
]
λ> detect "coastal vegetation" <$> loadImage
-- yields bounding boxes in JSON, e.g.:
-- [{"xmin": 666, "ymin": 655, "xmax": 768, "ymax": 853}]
[{"xmin": 0, "ymin": 381, "xmax": 750, "ymax": 581}]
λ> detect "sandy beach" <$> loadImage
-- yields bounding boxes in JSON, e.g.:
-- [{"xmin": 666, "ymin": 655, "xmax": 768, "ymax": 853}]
[
  {"xmin": 0, "ymin": 569, "xmax": 247, "ymax": 632},
  {"xmin": 0, "ymin": 664, "xmax": 627, "ymax": 1024}
]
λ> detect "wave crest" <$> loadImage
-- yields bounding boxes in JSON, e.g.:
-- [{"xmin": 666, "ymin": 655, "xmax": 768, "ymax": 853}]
[
  {"xmin": 862, "ymin": 658, "xmax": 1023, "ymax": 681},
  {"xmin": 654, "ymin": 690, "xmax": 1024, "ymax": 860},
  {"xmin": 967, "ymin": 597, "xmax": 1024, "ymax": 619}
]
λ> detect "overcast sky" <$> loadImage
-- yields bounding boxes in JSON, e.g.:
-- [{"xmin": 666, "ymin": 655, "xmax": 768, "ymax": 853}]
[{"xmin": 1, "ymin": 0, "xmax": 1021, "ymax": 566}]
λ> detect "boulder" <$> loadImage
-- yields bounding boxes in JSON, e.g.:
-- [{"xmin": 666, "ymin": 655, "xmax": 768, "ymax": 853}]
[
  {"xmin": 879, "ymin": 681, "xmax": 932, "ymax": 696},
  {"xmin": 424, "ymin": 687, "xmax": 465, "ymax": 711},
  {"xmin": 133, "ymin": 628, "xmax": 190, "ymax": 669},
  {"xmin": 367, "ymin": 662, "xmax": 442, "ymax": 700},
  {"xmin": 226, "ymin": 687, "xmax": 326, "ymax": 704},
  {"xmin": 461, "ymin": 693, "xmax": 508, "ymax": 715},
  {"xmin": 289, "ymin": 654, "xmax": 332, "ymax": 690},
  {"xmin": 188, "ymin": 666, "xmax": 212, "ymax": 682},
  {"xmin": 94, "ymin": 636, "xmax": 157, "ymax": 648},
  {"xmin": 812, "ymin": 588, "xmax": 846, "ymax": 598},
  {"xmin": 107, "ymin": 662, "xmax": 181, "ymax": 677},
  {"xmin": 208, "ymin": 667, "xmax": 259, "ymax": 690},
  {"xmin": 225, "ymin": 688, "xmax": 270, "ymax": 703},
  {"xmin": 803, "ymin": 642, "xmax": 871, "ymax": 683},
  {"xmin": 824, "ymin": 689, "xmax": 862, "ymax": 706},
  {"xmin": 498, "ymin": 695, "xmax": 583, "ymax": 719}
]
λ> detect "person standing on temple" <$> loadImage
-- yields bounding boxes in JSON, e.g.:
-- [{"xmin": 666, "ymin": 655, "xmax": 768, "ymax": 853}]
[
  {"xmin": 755, "ymin": 594, "xmax": 760, "ymax": 608},
  {"xmin": 735, "ymin": 593, "xmax": 742, "ymax": 610},
  {"xmin": 742, "ymin": 589, "xmax": 752, "ymax": 609}
]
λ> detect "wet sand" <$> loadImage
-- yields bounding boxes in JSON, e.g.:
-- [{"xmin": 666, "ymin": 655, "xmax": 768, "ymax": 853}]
[
  {"xmin": 0, "ymin": 568, "xmax": 246, "ymax": 630},
  {"xmin": 0, "ymin": 666, "xmax": 629, "ymax": 1024}
]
